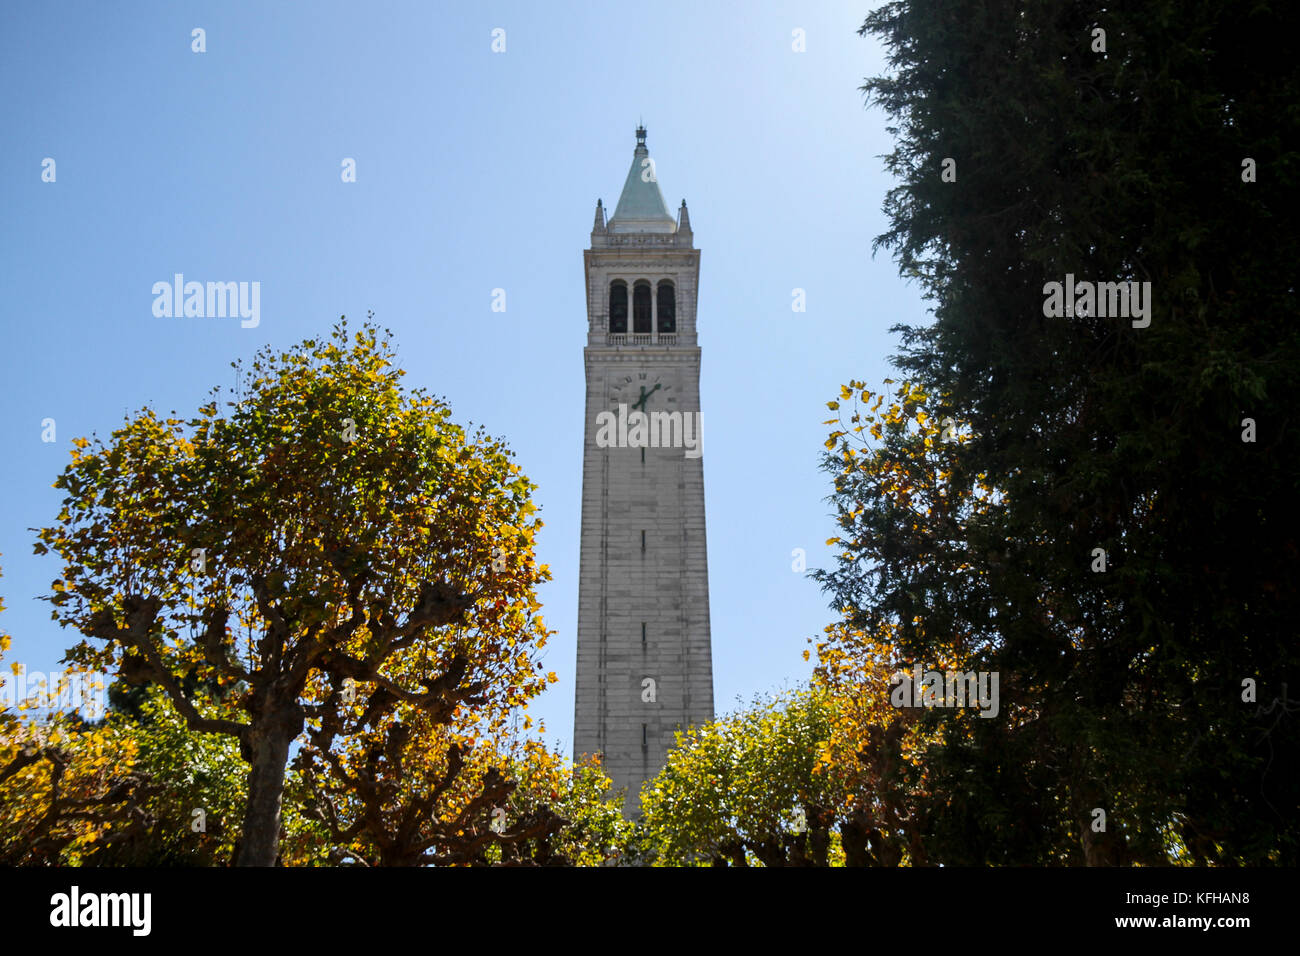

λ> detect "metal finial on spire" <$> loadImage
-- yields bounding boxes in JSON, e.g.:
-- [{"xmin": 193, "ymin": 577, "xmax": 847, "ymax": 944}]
[{"xmin": 635, "ymin": 123, "xmax": 647, "ymax": 147}]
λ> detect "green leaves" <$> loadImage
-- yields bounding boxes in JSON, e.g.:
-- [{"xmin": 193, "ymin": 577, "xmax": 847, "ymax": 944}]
[
  {"xmin": 638, "ymin": 689, "xmax": 844, "ymax": 866},
  {"xmin": 30, "ymin": 318, "xmax": 560, "ymax": 865},
  {"xmin": 837, "ymin": 0, "xmax": 1300, "ymax": 865}
]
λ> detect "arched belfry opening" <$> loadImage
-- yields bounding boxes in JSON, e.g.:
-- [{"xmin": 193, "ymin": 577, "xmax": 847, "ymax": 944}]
[
  {"xmin": 609, "ymin": 280, "xmax": 628, "ymax": 334},
  {"xmin": 633, "ymin": 281, "xmax": 652, "ymax": 334},
  {"xmin": 657, "ymin": 281, "xmax": 676, "ymax": 334}
]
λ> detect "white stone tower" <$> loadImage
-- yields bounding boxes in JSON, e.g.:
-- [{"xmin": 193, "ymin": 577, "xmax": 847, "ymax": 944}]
[{"xmin": 573, "ymin": 126, "xmax": 714, "ymax": 813}]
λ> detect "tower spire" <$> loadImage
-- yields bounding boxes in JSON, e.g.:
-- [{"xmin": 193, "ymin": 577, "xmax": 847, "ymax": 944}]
[
  {"xmin": 609, "ymin": 126, "xmax": 676, "ymax": 234},
  {"xmin": 592, "ymin": 198, "xmax": 606, "ymax": 235}
]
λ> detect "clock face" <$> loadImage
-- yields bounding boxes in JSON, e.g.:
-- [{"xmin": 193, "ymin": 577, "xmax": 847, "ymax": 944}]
[{"xmin": 611, "ymin": 371, "xmax": 675, "ymax": 413}]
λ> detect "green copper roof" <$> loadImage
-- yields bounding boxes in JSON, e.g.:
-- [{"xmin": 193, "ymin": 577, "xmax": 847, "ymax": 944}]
[{"xmin": 609, "ymin": 127, "xmax": 677, "ymax": 233}]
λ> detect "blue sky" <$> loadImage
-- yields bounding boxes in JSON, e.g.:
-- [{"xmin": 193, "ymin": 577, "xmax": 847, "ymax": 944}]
[{"xmin": 0, "ymin": 1, "xmax": 927, "ymax": 755}]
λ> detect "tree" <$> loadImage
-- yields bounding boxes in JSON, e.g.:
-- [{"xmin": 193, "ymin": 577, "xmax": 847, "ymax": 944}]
[
  {"xmin": 825, "ymin": 0, "xmax": 1300, "ymax": 864},
  {"xmin": 638, "ymin": 688, "xmax": 849, "ymax": 866},
  {"xmin": 291, "ymin": 670, "xmax": 630, "ymax": 867},
  {"xmin": 37, "ymin": 320, "xmax": 554, "ymax": 865},
  {"xmin": 0, "ymin": 559, "xmax": 159, "ymax": 864},
  {"xmin": 91, "ymin": 685, "xmax": 249, "ymax": 865},
  {"xmin": 0, "ymin": 715, "xmax": 158, "ymax": 865},
  {"xmin": 815, "ymin": 381, "xmax": 1080, "ymax": 864},
  {"xmin": 507, "ymin": 750, "xmax": 631, "ymax": 867},
  {"xmin": 294, "ymin": 702, "xmax": 568, "ymax": 866}
]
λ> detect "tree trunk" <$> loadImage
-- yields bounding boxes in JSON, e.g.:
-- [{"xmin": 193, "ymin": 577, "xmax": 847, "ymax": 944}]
[
  {"xmin": 1075, "ymin": 782, "xmax": 1126, "ymax": 866},
  {"xmin": 841, "ymin": 814, "xmax": 873, "ymax": 866},
  {"xmin": 236, "ymin": 714, "xmax": 298, "ymax": 866}
]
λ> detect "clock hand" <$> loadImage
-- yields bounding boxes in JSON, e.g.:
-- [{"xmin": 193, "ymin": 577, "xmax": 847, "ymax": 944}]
[
  {"xmin": 626, "ymin": 383, "xmax": 662, "ymax": 413},
  {"xmin": 636, "ymin": 384, "xmax": 660, "ymax": 410}
]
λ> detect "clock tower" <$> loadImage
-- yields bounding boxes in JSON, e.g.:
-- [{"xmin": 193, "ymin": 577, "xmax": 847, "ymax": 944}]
[{"xmin": 573, "ymin": 127, "xmax": 714, "ymax": 813}]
